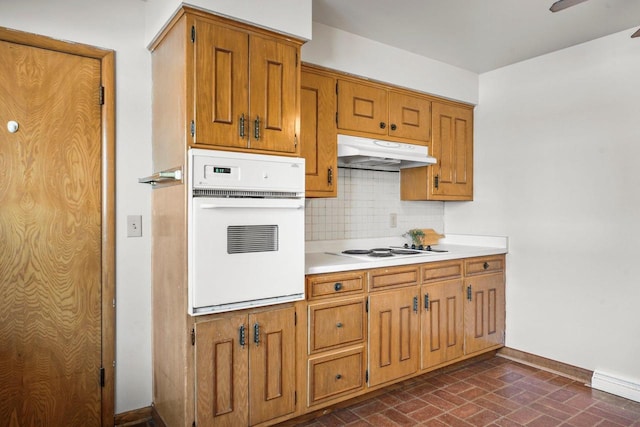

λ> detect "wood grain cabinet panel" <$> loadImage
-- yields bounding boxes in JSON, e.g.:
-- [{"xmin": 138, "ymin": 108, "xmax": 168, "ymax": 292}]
[
  {"xmin": 308, "ymin": 347, "xmax": 365, "ymax": 405},
  {"xmin": 194, "ymin": 306, "xmax": 296, "ymax": 427},
  {"xmin": 464, "ymin": 258, "xmax": 505, "ymax": 355},
  {"xmin": 400, "ymin": 101, "xmax": 474, "ymax": 201},
  {"xmin": 369, "ymin": 265, "xmax": 419, "ymax": 291},
  {"xmin": 337, "ymin": 79, "xmax": 431, "ymax": 145},
  {"xmin": 300, "ymin": 66, "xmax": 337, "ymax": 197},
  {"xmin": 421, "ymin": 280, "xmax": 464, "ymax": 369},
  {"xmin": 369, "ymin": 288, "xmax": 420, "ymax": 387},
  {"xmin": 307, "ymin": 271, "xmax": 365, "ymax": 300},
  {"xmin": 309, "ymin": 298, "xmax": 366, "ymax": 353}
]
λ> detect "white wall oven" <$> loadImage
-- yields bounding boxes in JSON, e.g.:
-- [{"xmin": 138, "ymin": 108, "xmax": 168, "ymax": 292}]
[{"xmin": 188, "ymin": 149, "xmax": 305, "ymax": 315}]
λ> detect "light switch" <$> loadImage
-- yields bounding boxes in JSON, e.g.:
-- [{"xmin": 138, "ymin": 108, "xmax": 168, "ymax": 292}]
[{"xmin": 127, "ymin": 215, "xmax": 142, "ymax": 237}]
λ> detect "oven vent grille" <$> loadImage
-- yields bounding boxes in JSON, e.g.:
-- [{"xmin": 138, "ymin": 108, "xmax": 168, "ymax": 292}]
[
  {"xmin": 193, "ymin": 189, "xmax": 302, "ymax": 198},
  {"xmin": 227, "ymin": 225, "xmax": 279, "ymax": 254}
]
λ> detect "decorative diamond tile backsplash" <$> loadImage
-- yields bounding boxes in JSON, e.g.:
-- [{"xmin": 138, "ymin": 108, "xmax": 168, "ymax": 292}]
[{"xmin": 305, "ymin": 167, "xmax": 444, "ymax": 241}]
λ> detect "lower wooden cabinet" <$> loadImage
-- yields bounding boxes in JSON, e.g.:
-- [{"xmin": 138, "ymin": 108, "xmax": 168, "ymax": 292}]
[
  {"xmin": 195, "ymin": 306, "xmax": 297, "ymax": 426},
  {"xmin": 368, "ymin": 287, "xmax": 420, "ymax": 387},
  {"xmin": 421, "ymin": 279, "xmax": 465, "ymax": 369},
  {"xmin": 307, "ymin": 346, "xmax": 365, "ymax": 405},
  {"xmin": 464, "ymin": 268, "xmax": 506, "ymax": 355}
]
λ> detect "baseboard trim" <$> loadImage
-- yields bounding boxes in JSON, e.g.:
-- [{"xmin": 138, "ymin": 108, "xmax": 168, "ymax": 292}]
[
  {"xmin": 592, "ymin": 371, "xmax": 640, "ymax": 403},
  {"xmin": 114, "ymin": 406, "xmax": 152, "ymax": 426},
  {"xmin": 497, "ymin": 347, "xmax": 593, "ymax": 385}
]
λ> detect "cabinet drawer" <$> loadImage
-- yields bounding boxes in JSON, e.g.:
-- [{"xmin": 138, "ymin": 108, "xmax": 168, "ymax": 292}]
[
  {"xmin": 465, "ymin": 256, "xmax": 505, "ymax": 276},
  {"xmin": 369, "ymin": 266, "xmax": 419, "ymax": 291},
  {"xmin": 421, "ymin": 261, "xmax": 463, "ymax": 284},
  {"xmin": 308, "ymin": 347, "xmax": 365, "ymax": 405},
  {"xmin": 307, "ymin": 271, "xmax": 365, "ymax": 299},
  {"xmin": 309, "ymin": 297, "xmax": 365, "ymax": 353}
]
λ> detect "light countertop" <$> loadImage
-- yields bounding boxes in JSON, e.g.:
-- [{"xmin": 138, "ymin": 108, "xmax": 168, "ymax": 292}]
[{"xmin": 305, "ymin": 234, "xmax": 508, "ymax": 275}]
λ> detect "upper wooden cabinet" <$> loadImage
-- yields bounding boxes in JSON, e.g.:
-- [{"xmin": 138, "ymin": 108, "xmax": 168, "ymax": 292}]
[
  {"xmin": 300, "ymin": 66, "xmax": 337, "ymax": 197},
  {"xmin": 337, "ymin": 79, "xmax": 431, "ymax": 145},
  {"xmin": 150, "ymin": 7, "xmax": 303, "ymax": 164},
  {"xmin": 400, "ymin": 101, "xmax": 474, "ymax": 201}
]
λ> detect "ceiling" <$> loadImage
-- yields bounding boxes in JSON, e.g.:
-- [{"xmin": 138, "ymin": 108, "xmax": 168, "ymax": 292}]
[{"xmin": 311, "ymin": 0, "xmax": 640, "ymax": 73}]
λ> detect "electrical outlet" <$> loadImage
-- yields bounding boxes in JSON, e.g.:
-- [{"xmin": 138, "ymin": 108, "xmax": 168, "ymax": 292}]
[
  {"xmin": 390, "ymin": 213, "xmax": 397, "ymax": 228},
  {"xmin": 127, "ymin": 215, "xmax": 142, "ymax": 237}
]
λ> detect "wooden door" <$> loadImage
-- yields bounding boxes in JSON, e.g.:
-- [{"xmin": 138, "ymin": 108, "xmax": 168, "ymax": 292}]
[
  {"xmin": 464, "ymin": 274, "xmax": 505, "ymax": 354},
  {"xmin": 337, "ymin": 80, "xmax": 388, "ymax": 135},
  {"xmin": 0, "ymin": 40, "xmax": 103, "ymax": 425},
  {"xmin": 193, "ymin": 17, "xmax": 249, "ymax": 149},
  {"xmin": 300, "ymin": 69, "xmax": 337, "ymax": 197},
  {"xmin": 195, "ymin": 315, "xmax": 249, "ymax": 427},
  {"xmin": 388, "ymin": 91, "xmax": 431, "ymax": 143},
  {"xmin": 248, "ymin": 306, "xmax": 296, "ymax": 425},
  {"xmin": 249, "ymin": 35, "xmax": 298, "ymax": 153},
  {"xmin": 368, "ymin": 288, "xmax": 419, "ymax": 387},
  {"xmin": 430, "ymin": 102, "xmax": 473, "ymax": 200},
  {"xmin": 421, "ymin": 280, "xmax": 464, "ymax": 369}
]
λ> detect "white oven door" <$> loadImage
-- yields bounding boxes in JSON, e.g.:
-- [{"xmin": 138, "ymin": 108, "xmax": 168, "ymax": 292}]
[{"xmin": 189, "ymin": 197, "xmax": 305, "ymax": 314}]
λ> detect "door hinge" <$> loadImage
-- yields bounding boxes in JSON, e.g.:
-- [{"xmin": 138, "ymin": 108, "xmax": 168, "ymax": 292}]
[
  {"xmin": 191, "ymin": 328, "xmax": 195, "ymax": 346},
  {"xmin": 190, "ymin": 120, "xmax": 195, "ymax": 138},
  {"xmin": 365, "ymin": 370, "xmax": 369, "ymax": 383},
  {"xmin": 99, "ymin": 86, "xmax": 105, "ymax": 105},
  {"xmin": 191, "ymin": 26, "xmax": 195, "ymax": 43},
  {"xmin": 100, "ymin": 367, "xmax": 105, "ymax": 387}
]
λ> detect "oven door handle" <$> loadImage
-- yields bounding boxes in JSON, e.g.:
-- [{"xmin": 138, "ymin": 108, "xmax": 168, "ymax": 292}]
[{"xmin": 199, "ymin": 203, "xmax": 304, "ymax": 210}]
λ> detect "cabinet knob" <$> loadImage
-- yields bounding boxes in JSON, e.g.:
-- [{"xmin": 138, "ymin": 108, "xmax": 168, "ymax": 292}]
[
  {"xmin": 390, "ymin": 123, "xmax": 397, "ymax": 131},
  {"xmin": 483, "ymin": 262, "xmax": 489, "ymax": 270},
  {"xmin": 379, "ymin": 122, "xmax": 386, "ymax": 129},
  {"xmin": 335, "ymin": 374, "xmax": 342, "ymax": 380},
  {"xmin": 334, "ymin": 282, "xmax": 343, "ymax": 291},
  {"xmin": 336, "ymin": 322, "xmax": 343, "ymax": 328}
]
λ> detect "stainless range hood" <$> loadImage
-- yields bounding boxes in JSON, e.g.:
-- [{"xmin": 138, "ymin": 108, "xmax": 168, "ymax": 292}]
[{"xmin": 337, "ymin": 134, "xmax": 436, "ymax": 170}]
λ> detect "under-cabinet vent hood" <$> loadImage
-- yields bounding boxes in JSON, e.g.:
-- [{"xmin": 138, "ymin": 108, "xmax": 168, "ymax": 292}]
[{"xmin": 337, "ymin": 134, "xmax": 436, "ymax": 170}]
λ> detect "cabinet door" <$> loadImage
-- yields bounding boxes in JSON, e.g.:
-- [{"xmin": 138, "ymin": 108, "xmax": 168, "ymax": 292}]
[
  {"xmin": 248, "ymin": 306, "xmax": 296, "ymax": 425},
  {"xmin": 430, "ymin": 102, "xmax": 473, "ymax": 200},
  {"xmin": 368, "ymin": 288, "xmax": 419, "ymax": 387},
  {"xmin": 300, "ymin": 69, "xmax": 337, "ymax": 197},
  {"xmin": 193, "ymin": 18, "xmax": 249, "ymax": 149},
  {"xmin": 249, "ymin": 35, "xmax": 298, "ymax": 154},
  {"xmin": 195, "ymin": 314, "xmax": 249, "ymax": 427},
  {"xmin": 337, "ymin": 80, "xmax": 388, "ymax": 135},
  {"xmin": 388, "ymin": 91, "xmax": 431, "ymax": 143},
  {"xmin": 421, "ymin": 280, "xmax": 464, "ymax": 369},
  {"xmin": 464, "ymin": 273, "xmax": 505, "ymax": 354}
]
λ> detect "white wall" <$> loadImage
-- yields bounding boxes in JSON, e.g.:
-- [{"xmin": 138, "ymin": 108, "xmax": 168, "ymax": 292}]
[
  {"xmin": 445, "ymin": 28, "xmax": 640, "ymax": 386},
  {"xmin": 0, "ymin": 0, "xmax": 153, "ymax": 413},
  {"xmin": 302, "ymin": 22, "xmax": 479, "ymax": 105}
]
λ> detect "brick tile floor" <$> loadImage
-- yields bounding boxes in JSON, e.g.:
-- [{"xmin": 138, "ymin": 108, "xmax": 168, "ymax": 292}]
[{"xmin": 290, "ymin": 357, "xmax": 640, "ymax": 427}]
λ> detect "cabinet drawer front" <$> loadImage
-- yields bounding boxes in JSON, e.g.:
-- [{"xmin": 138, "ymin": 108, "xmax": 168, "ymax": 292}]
[
  {"xmin": 307, "ymin": 272, "xmax": 365, "ymax": 299},
  {"xmin": 421, "ymin": 261, "xmax": 463, "ymax": 283},
  {"xmin": 308, "ymin": 347, "xmax": 365, "ymax": 405},
  {"xmin": 309, "ymin": 298, "xmax": 365, "ymax": 352},
  {"xmin": 369, "ymin": 266, "xmax": 419, "ymax": 290},
  {"xmin": 465, "ymin": 256, "xmax": 505, "ymax": 276}
]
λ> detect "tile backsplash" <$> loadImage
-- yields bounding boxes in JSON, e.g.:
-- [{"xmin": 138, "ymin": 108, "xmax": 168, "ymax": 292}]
[{"xmin": 305, "ymin": 167, "xmax": 444, "ymax": 241}]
